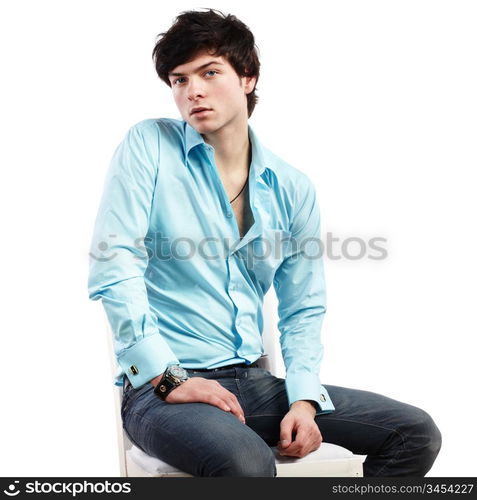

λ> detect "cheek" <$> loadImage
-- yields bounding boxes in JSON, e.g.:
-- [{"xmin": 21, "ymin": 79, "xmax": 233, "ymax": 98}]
[
  {"xmin": 172, "ymin": 92, "xmax": 182, "ymax": 106},
  {"xmin": 173, "ymin": 94, "xmax": 187, "ymax": 114},
  {"xmin": 216, "ymin": 85, "xmax": 241, "ymax": 108}
]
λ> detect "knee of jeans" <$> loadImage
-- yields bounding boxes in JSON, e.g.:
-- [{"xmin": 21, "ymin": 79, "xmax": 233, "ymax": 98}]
[
  {"xmin": 408, "ymin": 409, "xmax": 442, "ymax": 461},
  {"xmin": 217, "ymin": 443, "xmax": 276, "ymax": 477},
  {"xmin": 422, "ymin": 413, "xmax": 442, "ymax": 458}
]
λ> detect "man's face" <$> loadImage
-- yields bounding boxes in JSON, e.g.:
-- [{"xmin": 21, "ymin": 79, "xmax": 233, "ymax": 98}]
[{"xmin": 168, "ymin": 50, "xmax": 256, "ymax": 136}]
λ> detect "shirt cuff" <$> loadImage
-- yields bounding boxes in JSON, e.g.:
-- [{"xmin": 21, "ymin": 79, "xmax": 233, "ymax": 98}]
[
  {"xmin": 117, "ymin": 334, "xmax": 179, "ymax": 388},
  {"xmin": 285, "ymin": 371, "xmax": 335, "ymax": 414}
]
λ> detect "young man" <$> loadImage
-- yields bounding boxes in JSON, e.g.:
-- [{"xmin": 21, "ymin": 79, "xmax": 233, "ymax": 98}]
[{"xmin": 88, "ymin": 9, "xmax": 441, "ymax": 477}]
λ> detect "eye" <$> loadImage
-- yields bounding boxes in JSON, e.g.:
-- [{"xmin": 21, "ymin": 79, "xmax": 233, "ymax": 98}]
[{"xmin": 172, "ymin": 70, "xmax": 218, "ymax": 86}]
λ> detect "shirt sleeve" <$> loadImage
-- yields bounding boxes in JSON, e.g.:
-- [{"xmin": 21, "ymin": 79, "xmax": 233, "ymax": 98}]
[
  {"xmin": 88, "ymin": 122, "xmax": 179, "ymax": 388},
  {"xmin": 272, "ymin": 174, "xmax": 335, "ymax": 413}
]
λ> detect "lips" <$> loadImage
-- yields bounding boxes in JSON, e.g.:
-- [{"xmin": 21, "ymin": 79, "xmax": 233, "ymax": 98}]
[{"xmin": 191, "ymin": 107, "xmax": 212, "ymax": 115}]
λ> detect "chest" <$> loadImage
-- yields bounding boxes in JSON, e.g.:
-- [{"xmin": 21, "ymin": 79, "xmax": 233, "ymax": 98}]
[
  {"xmin": 230, "ymin": 184, "xmax": 255, "ymax": 239},
  {"xmin": 151, "ymin": 155, "xmax": 259, "ymax": 242}
]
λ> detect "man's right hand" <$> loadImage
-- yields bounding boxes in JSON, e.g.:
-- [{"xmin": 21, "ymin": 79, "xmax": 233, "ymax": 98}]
[{"xmin": 150, "ymin": 375, "xmax": 245, "ymax": 424}]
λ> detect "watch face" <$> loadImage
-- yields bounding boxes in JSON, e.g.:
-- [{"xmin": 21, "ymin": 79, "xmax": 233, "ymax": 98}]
[{"xmin": 169, "ymin": 365, "xmax": 187, "ymax": 381}]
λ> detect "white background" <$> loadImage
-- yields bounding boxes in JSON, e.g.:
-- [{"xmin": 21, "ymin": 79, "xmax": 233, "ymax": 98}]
[{"xmin": 1, "ymin": 0, "xmax": 476, "ymax": 477}]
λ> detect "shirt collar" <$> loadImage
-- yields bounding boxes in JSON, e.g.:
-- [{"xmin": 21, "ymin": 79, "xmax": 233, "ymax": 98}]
[{"xmin": 184, "ymin": 121, "xmax": 271, "ymax": 178}]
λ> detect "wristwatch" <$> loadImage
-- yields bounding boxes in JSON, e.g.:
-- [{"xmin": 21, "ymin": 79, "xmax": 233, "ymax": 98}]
[{"xmin": 153, "ymin": 364, "xmax": 189, "ymax": 400}]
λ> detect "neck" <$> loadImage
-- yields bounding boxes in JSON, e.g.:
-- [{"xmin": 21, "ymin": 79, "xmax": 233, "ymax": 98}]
[{"xmin": 201, "ymin": 116, "xmax": 250, "ymax": 176}]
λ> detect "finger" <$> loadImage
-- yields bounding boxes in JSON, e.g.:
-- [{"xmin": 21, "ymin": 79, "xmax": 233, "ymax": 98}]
[
  {"xmin": 225, "ymin": 397, "xmax": 245, "ymax": 423},
  {"xmin": 221, "ymin": 396, "xmax": 245, "ymax": 422},
  {"xmin": 315, "ymin": 429, "xmax": 323, "ymax": 447},
  {"xmin": 224, "ymin": 392, "xmax": 245, "ymax": 418},
  {"xmin": 279, "ymin": 418, "xmax": 294, "ymax": 449},
  {"xmin": 304, "ymin": 424, "xmax": 323, "ymax": 453},
  {"xmin": 279, "ymin": 436, "xmax": 303, "ymax": 456},
  {"xmin": 277, "ymin": 431, "xmax": 295, "ymax": 449},
  {"xmin": 207, "ymin": 393, "xmax": 244, "ymax": 423},
  {"xmin": 279, "ymin": 439, "xmax": 307, "ymax": 457},
  {"xmin": 282, "ymin": 425, "xmax": 321, "ymax": 457},
  {"xmin": 215, "ymin": 386, "xmax": 245, "ymax": 423},
  {"xmin": 207, "ymin": 395, "xmax": 232, "ymax": 413}
]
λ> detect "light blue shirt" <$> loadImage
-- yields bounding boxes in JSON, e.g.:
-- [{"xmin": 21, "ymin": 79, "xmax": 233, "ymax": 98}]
[{"xmin": 88, "ymin": 118, "xmax": 335, "ymax": 413}]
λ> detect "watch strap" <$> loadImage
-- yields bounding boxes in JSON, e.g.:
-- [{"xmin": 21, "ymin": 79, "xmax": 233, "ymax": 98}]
[{"xmin": 153, "ymin": 365, "xmax": 188, "ymax": 400}]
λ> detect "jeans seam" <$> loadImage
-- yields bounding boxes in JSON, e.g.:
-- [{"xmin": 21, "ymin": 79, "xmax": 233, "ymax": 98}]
[
  {"xmin": 375, "ymin": 430, "xmax": 407, "ymax": 476},
  {"xmin": 235, "ymin": 377, "xmax": 247, "ymax": 413},
  {"xmin": 318, "ymin": 416, "xmax": 407, "ymax": 437}
]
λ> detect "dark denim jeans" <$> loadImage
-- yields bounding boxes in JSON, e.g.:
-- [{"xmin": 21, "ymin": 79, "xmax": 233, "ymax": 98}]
[{"xmin": 121, "ymin": 366, "xmax": 441, "ymax": 477}]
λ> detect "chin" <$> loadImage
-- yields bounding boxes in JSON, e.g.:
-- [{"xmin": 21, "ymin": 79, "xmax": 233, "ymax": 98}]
[{"xmin": 189, "ymin": 120, "xmax": 220, "ymax": 135}]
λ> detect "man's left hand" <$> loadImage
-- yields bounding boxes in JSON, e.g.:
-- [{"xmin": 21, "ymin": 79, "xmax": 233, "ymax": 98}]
[{"xmin": 277, "ymin": 400, "xmax": 322, "ymax": 458}]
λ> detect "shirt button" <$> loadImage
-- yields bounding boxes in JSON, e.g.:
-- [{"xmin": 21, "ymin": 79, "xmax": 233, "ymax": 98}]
[
  {"xmin": 226, "ymin": 212, "xmax": 233, "ymax": 218},
  {"xmin": 236, "ymin": 318, "xmax": 242, "ymax": 326}
]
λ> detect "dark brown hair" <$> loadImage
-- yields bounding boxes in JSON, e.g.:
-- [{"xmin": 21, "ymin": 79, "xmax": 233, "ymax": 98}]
[{"xmin": 152, "ymin": 8, "xmax": 261, "ymax": 117}]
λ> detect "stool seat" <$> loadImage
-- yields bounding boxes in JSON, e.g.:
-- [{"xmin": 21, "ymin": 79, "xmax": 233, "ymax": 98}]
[{"xmin": 126, "ymin": 442, "xmax": 366, "ymax": 477}]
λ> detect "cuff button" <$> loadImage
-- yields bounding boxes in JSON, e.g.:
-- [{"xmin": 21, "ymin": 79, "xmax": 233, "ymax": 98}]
[
  {"xmin": 320, "ymin": 394, "xmax": 326, "ymax": 402},
  {"xmin": 130, "ymin": 365, "xmax": 139, "ymax": 375}
]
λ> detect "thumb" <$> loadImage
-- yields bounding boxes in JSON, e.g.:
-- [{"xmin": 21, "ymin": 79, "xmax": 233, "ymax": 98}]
[{"xmin": 280, "ymin": 418, "xmax": 294, "ymax": 448}]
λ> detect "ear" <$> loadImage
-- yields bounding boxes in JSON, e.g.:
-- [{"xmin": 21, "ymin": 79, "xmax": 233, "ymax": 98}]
[{"xmin": 242, "ymin": 75, "xmax": 257, "ymax": 95}]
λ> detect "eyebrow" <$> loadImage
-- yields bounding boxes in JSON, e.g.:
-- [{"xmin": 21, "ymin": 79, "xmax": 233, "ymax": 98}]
[{"xmin": 168, "ymin": 60, "xmax": 224, "ymax": 78}]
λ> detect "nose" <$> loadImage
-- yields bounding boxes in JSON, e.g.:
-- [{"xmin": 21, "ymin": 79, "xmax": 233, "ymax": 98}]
[{"xmin": 187, "ymin": 77, "xmax": 205, "ymax": 100}]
